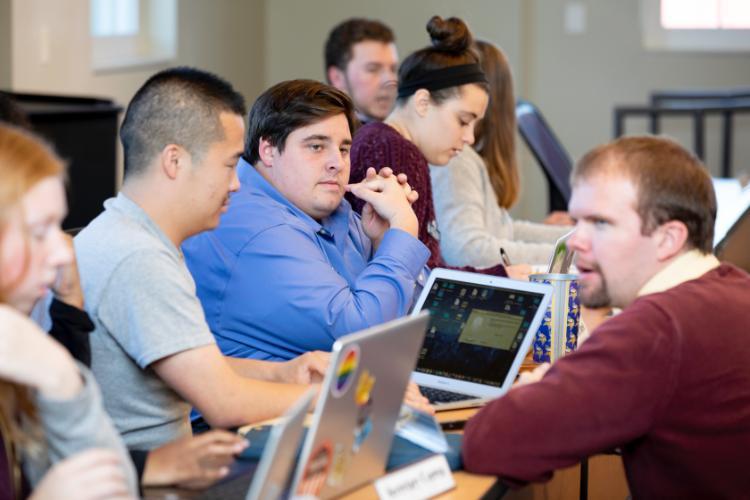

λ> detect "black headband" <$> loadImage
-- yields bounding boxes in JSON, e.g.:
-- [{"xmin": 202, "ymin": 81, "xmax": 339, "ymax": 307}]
[{"xmin": 397, "ymin": 63, "xmax": 488, "ymax": 98}]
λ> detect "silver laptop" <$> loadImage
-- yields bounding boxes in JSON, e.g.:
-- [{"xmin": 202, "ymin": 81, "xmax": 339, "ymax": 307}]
[
  {"xmin": 410, "ymin": 268, "xmax": 553, "ymax": 411},
  {"xmin": 245, "ymin": 389, "xmax": 315, "ymax": 500},
  {"xmin": 289, "ymin": 313, "xmax": 430, "ymax": 499}
]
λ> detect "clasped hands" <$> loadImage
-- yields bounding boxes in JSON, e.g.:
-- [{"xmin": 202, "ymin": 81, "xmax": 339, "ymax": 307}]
[{"xmin": 346, "ymin": 167, "xmax": 419, "ymax": 249}]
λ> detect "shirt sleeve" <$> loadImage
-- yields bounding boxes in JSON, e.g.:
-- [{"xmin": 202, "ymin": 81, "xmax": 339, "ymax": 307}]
[
  {"xmin": 27, "ymin": 363, "xmax": 139, "ymax": 495},
  {"xmin": 97, "ymin": 249, "xmax": 215, "ymax": 368},
  {"xmin": 431, "ymin": 153, "xmax": 566, "ymax": 267},
  {"xmin": 462, "ymin": 299, "xmax": 680, "ymax": 485},
  {"xmin": 222, "ymin": 222, "xmax": 430, "ymax": 354}
]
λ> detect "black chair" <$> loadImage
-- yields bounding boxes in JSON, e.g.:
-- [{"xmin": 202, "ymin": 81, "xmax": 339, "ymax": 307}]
[
  {"xmin": 613, "ymin": 88, "xmax": 750, "ymax": 178},
  {"xmin": 516, "ymin": 99, "xmax": 573, "ymax": 212}
]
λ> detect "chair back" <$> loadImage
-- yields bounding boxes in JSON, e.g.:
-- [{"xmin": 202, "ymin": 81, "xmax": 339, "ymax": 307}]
[
  {"xmin": 716, "ymin": 206, "xmax": 750, "ymax": 273},
  {"xmin": 516, "ymin": 99, "xmax": 572, "ymax": 212}
]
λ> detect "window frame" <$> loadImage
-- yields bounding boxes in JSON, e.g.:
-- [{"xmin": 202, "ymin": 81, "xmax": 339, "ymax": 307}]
[{"xmin": 641, "ymin": 0, "xmax": 750, "ymax": 52}]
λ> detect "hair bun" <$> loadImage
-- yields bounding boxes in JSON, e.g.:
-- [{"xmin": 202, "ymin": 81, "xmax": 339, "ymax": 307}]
[{"xmin": 426, "ymin": 16, "xmax": 473, "ymax": 53}]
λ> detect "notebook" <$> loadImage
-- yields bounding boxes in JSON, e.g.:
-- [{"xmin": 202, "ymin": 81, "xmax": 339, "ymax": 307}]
[
  {"xmin": 410, "ymin": 268, "xmax": 553, "ymax": 410},
  {"xmin": 244, "ymin": 389, "xmax": 315, "ymax": 500},
  {"xmin": 289, "ymin": 313, "xmax": 430, "ymax": 499}
]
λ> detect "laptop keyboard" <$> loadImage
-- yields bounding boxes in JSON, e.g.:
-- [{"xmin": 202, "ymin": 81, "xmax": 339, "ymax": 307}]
[{"xmin": 419, "ymin": 386, "xmax": 476, "ymax": 404}]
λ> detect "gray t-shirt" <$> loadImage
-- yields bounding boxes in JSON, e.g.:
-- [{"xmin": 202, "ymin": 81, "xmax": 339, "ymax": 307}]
[{"xmin": 75, "ymin": 193, "xmax": 215, "ymax": 449}]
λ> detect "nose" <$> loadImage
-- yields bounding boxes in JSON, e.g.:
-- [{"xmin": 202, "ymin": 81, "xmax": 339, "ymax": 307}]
[
  {"xmin": 382, "ymin": 67, "xmax": 397, "ymax": 87},
  {"xmin": 462, "ymin": 127, "xmax": 475, "ymax": 146},
  {"xmin": 229, "ymin": 167, "xmax": 241, "ymax": 193},
  {"xmin": 327, "ymin": 149, "xmax": 345, "ymax": 172},
  {"xmin": 50, "ymin": 228, "xmax": 74, "ymax": 269},
  {"xmin": 566, "ymin": 225, "xmax": 586, "ymax": 254}
]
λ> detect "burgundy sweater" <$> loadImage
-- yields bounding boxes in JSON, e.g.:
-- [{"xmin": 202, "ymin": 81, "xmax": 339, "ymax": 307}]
[
  {"xmin": 463, "ymin": 264, "xmax": 750, "ymax": 498},
  {"xmin": 350, "ymin": 122, "xmax": 505, "ymax": 276}
]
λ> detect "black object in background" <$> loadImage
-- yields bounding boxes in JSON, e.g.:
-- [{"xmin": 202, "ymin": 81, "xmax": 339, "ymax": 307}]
[{"xmin": 7, "ymin": 91, "xmax": 122, "ymax": 230}]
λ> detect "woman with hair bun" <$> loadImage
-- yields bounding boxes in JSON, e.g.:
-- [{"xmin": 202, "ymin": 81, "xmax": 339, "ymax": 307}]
[
  {"xmin": 350, "ymin": 16, "xmax": 527, "ymax": 278},
  {"xmin": 430, "ymin": 40, "xmax": 572, "ymax": 268}
]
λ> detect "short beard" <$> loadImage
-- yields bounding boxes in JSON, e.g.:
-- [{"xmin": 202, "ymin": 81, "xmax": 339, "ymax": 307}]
[{"xmin": 580, "ymin": 277, "xmax": 612, "ymax": 308}]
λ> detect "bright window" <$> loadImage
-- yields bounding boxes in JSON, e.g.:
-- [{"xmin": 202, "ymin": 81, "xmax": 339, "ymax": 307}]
[
  {"xmin": 642, "ymin": 0, "xmax": 750, "ymax": 51},
  {"xmin": 661, "ymin": 0, "xmax": 750, "ymax": 29},
  {"xmin": 90, "ymin": 0, "xmax": 177, "ymax": 71},
  {"xmin": 91, "ymin": 0, "xmax": 139, "ymax": 37}
]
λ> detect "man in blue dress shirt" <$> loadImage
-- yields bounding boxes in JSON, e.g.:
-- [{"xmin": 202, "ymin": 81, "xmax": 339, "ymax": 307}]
[{"xmin": 183, "ymin": 79, "xmax": 430, "ymax": 361}]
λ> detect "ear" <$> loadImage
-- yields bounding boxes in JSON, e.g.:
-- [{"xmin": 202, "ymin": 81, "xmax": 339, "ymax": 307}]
[
  {"xmin": 257, "ymin": 137, "xmax": 276, "ymax": 168},
  {"xmin": 159, "ymin": 144, "xmax": 185, "ymax": 180},
  {"xmin": 413, "ymin": 89, "xmax": 431, "ymax": 118},
  {"xmin": 654, "ymin": 220, "xmax": 689, "ymax": 261},
  {"xmin": 327, "ymin": 66, "xmax": 346, "ymax": 90}
]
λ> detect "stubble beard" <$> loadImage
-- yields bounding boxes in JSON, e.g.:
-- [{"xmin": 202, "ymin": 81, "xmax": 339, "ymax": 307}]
[{"xmin": 579, "ymin": 273, "xmax": 612, "ymax": 309}]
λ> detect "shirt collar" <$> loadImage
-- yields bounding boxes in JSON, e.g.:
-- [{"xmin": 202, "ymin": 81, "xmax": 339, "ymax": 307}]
[
  {"xmin": 107, "ymin": 192, "xmax": 183, "ymax": 258},
  {"xmin": 637, "ymin": 249, "xmax": 720, "ymax": 297},
  {"xmin": 237, "ymin": 156, "xmax": 352, "ymax": 239}
]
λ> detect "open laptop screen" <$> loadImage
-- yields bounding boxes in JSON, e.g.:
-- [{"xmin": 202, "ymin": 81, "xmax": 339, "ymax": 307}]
[{"xmin": 415, "ymin": 277, "xmax": 545, "ymax": 387}]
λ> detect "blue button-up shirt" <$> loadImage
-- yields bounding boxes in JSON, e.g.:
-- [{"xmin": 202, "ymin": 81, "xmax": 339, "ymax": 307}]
[{"xmin": 183, "ymin": 158, "xmax": 430, "ymax": 361}]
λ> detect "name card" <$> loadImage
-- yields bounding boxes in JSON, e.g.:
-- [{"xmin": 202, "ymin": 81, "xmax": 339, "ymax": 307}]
[{"xmin": 374, "ymin": 454, "xmax": 455, "ymax": 500}]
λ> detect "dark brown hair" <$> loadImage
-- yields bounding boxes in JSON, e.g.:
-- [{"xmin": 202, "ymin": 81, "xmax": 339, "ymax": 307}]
[
  {"xmin": 245, "ymin": 80, "xmax": 358, "ymax": 165},
  {"xmin": 324, "ymin": 18, "xmax": 395, "ymax": 77},
  {"xmin": 396, "ymin": 16, "xmax": 487, "ymax": 105},
  {"xmin": 473, "ymin": 40, "xmax": 519, "ymax": 209},
  {"xmin": 572, "ymin": 136, "xmax": 716, "ymax": 253}
]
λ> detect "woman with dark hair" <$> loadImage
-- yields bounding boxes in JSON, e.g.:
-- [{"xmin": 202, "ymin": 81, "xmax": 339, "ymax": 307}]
[
  {"xmin": 350, "ymin": 16, "xmax": 526, "ymax": 278},
  {"xmin": 430, "ymin": 41, "xmax": 571, "ymax": 268}
]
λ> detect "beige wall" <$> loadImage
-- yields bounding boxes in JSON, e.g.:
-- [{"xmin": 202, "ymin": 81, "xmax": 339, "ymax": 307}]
[
  {"xmin": 524, "ymin": 0, "xmax": 750, "ymax": 219},
  {"xmin": 6, "ymin": 1, "xmax": 750, "ymax": 219},
  {"xmin": 265, "ymin": 1, "xmax": 522, "ymax": 87},
  {"xmin": 9, "ymin": 0, "xmax": 264, "ymax": 109},
  {"xmin": 0, "ymin": 0, "xmax": 10, "ymax": 88},
  {"xmin": 7, "ymin": 0, "xmax": 264, "ymax": 185}
]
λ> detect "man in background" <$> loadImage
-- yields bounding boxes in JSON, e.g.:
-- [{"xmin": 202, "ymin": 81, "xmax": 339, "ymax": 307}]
[{"xmin": 324, "ymin": 18, "xmax": 398, "ymax": 123}]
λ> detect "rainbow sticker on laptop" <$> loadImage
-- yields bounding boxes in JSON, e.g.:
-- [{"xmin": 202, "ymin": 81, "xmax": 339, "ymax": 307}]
[{"xmin": 331, "ymin": 344, "xmax": 359, "ymax": 397}]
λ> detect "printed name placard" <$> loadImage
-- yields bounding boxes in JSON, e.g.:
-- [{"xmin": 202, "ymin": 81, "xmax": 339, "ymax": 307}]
[{"xmin": 374, "ymin": 454, "xmax": 455, "ymax": 500}]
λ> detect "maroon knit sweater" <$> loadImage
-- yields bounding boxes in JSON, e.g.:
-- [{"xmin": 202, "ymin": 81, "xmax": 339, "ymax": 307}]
[
  {"xmin": 463, "ymin": 264, "xmax": 750, "ymax": 498},
  {"xmin": 350, "ymin": 122, "xmax": 505, "ymax": 276}
]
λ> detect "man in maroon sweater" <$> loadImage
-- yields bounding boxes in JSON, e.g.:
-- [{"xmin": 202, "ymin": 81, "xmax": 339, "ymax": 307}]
[{"xmin": 463, "ymin": 136, "xmax": 750, "ymax": 497}]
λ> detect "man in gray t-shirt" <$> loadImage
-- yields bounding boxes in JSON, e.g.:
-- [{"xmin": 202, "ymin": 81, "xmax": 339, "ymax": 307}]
[
  {"xmin": 75, "ymin": 68, "xmax": 328, "ymax": 450},
  {"xmin": 76, "ymin": 193, "xmax": 216, "ymax": 448}
]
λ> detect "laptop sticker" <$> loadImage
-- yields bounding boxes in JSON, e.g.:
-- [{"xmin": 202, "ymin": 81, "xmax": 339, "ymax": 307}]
[
  {"xmin": 298, "ymin": 441, "xmax": 333, "ymax": 496},
  {"xmin": 327, "ymin": 442, "xmax": 350, "ymax": 487},
  {"xmin": 332, "ymin": 345, "xmax": 359, "ymax": 397},
  {"xmin": 352, "ymin": 369, "xmax": 376, "ymax": 453}
]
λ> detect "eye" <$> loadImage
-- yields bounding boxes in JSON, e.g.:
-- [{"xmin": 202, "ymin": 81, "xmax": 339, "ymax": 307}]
[
  {"xmin": 592, "ymin": 218, "xmax": 609, "ymax": 228},
  {"xmin": 340, "ymin": 145, "xmax": 351, "ymax": 156},
  {"xmin": 308, "ymin": 143, "xmax": 324, "ymax": 152},
  {"xmin": 27, "ymin": 223, "xmax": 50, "ymax": 242}
]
